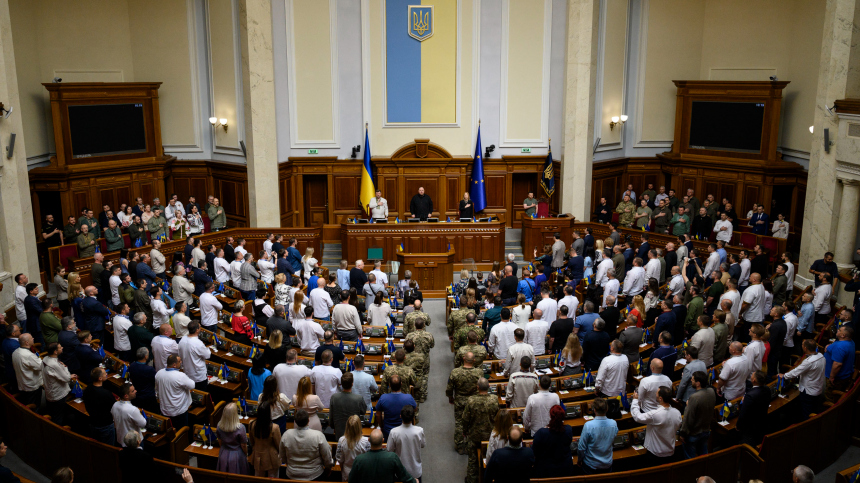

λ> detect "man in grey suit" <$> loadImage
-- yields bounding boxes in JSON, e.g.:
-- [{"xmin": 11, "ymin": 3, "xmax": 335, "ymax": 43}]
[
  {"xmin": 571, "ymin": 231, "xmax": 585, "ymax": 257},
  {"xmin": 238, "ymin": 253, "xmax": 260, "ymax": 300},
  {"xmin": 362, "ymin": 273, "xmax": 389, "ymax": 311},
  {"xmin": 551, "ymin": 232, "xmax": 566, "ymax": 271}
]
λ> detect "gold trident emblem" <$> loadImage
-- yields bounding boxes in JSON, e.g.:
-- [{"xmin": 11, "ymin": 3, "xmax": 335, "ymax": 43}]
[{"xmin": 413, "ymin": 10, "xmax": 429, "ymax": 36}]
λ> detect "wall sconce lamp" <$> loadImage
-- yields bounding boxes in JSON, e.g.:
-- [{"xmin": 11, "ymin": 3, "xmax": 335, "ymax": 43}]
[
  {"xmin": 609, "ymin": 114, "xmax": 627, "ymax": 131},
  {"xmin": 209, "ymin": 117, "xmax": 228, "ymax": 132},
  {"xmin": 809, "ymin": 125, "xmax": 814, "ymax": 134}
]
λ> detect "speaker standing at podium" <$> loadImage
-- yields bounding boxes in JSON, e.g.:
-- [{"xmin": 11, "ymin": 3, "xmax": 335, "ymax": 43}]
[
  {"xmin": 459, "ymin": 192, "xmax": 474, "ymax": 220},
  {"xmin": 368, "ymin": 190, "xmax": 388, "ymax": 220},
  {"xmin": 409, "ymin": 187, "xmax": 433, "ymax": 221}
]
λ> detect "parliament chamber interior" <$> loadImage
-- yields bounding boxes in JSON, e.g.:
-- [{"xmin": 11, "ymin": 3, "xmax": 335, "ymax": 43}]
[{"xmin": 1, "ymin": 1, "xmax": 860, "ymax": 483}]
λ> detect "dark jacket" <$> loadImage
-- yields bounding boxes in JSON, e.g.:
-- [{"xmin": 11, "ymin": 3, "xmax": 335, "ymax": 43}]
[
  {"xmin": 499, "ymin": 275, "xmax": 519, "ymax": 301},
  {"xmin": 75, "ymin": 344, "xmax": 103, "ymax": 384},
  {"xmin": 594, "ymin": 203, "xmax": 611, "ymax": 224},
  {"xmin": 654, "ymin": 311, "xmax": 677, "ymax": 345},
  {"xmin": 192, "ymin": 267, "xmax": 212, "ymax": 296},
  {"xmin": 485, "ymin": 445, "xmax": 535, "ymax": 483},
  {"xmin": 459, "ymin": 199, "xmax": 474, "ymax": 219},
  {"xmin": 128, "ymin": 361, "xmax": 157, "ymax": 399},
  {"xmin": 766, "ymin": 318, "xmax": 787, "ymax": 374},
  {"xmin": 136, "ymin": 263, "xmax": 157, "ymax": 287},
  {"xmin": 287, "ymin": 246, "xmax": 302, "ymax": 273},
  {"xmin": 205, "ymin": 252, "xmax": 217, "ymax": 279},
  {"xmin": 567, "ymin": 255, "xmax": 584, "ymax": 280},
  {"xmin": 350, "ymin": 267, "xmax": 368, "ymax": 293},
  {"xmin": 409, "ymin": 193, "xmax": 433, "ymax": 219},
  {"xmin": 276, "ymin": 258, "xmax": 291, "ymax": 275},
  {"xmin": 128, "ymin": 325, "xmax": 154, "ymax": 355},
  {"xmin": 82, "ymin": 296, "xmax": 110, "ymax": 334},
  {"xmin": 83, "ymin": 384, "xmax": 115, "ymax": 426},
  {"xmin": 315, "ymin": 343, "xmax": 345, "ymax": 366},
  {"xmin": 671, "ymin": 305, "xmax": 687, "ymax": 345},
  {"xmin": 58, "ymin": 331, "xmax": 81, "ymax": 373},
  {"xmin": 132, "ymin": 288, "xmax": 152, "ymax": 326},
  {"xmin": 751, "ymin": 254, "xmax": 769, "ymax": 278},
  {"xmin": 582, "ymin": 330, "xmax": 611, "ymax": 372},
  {"xmin": 617, "ymin": 326, "xmax": 644, "ymax": 363},
  {"xmin": 600, "ymin": 306, "xmax": 621, "ymax": 340},
  {"xmin": 266, "ymin": 316, "xmax": 295, "ymax": 337},
  {"xmin": 691, "ymin": 215, "xmax": 712, "ymax": 240},
  {"xmin": 636, "ymin": 242, "xmax": 650, "ymax": 261},
  {"xmin": 184, "ymin": 244, "xmax": 194, "ymax": 265},
  {"xmin": 649, "ymin": 346, "xmax": 678, "ymax": 378},
  {"xmin": 737, "ymin": 385, "xmax": 771, "ymax": 444},
  {"xmin": 119, "ymin": 446, "xmax": 160, "ymax": 483},
  {"xmin": 24, "ymin": 295, "xmax": 42, "ymax": 334}
]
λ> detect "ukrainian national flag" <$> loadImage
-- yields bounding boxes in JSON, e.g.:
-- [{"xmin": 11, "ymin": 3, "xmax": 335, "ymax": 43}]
[
  {"xmin": 471, "ymin": 126, "xmax": 486, "ymax": 212},
  {"xmin": 359, "ymin": 127, "xmax": 375, "ymax": 216}
]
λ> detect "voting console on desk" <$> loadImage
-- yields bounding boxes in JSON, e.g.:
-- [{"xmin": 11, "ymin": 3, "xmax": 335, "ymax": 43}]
[
  {"xmin": 205, "ymin": 361, "xmax": 242, "ymax": 383},
  {"xmin": 613, "ymin": 434, "xmax": 631, "ymax": 449},
  {"xmin": 564, "ymin": 404, "xmax": 582, "ymax": 419},
  {"xmin": 199, "ymin": 329, "xmax": 214, "ymax": 345},
  {"xmin": 488, "ymin": 382, "xmax": 507, "ymax": 396},
  {"xmin": 102, "ymin": 354, "xmax": 125, "ymax": 375},
  {"xmin": 233, "ymin": 398, "xmax": 259, "ymax": 417},
  {"xmin": 362, "ymin": 326, "xmax": 386, "ymax": 338},
  {"xmin": 559, "ymin": 376, "xmax": 584, "ymax": 391},
  {"xmin": 145, "ymin": 414, "xmax": 169, "ymax": 433},
  {"xmin": 297, "ymin": 358, "xmax": 314, "ymax": 369},
  {"xmin": 190, "ymin": 390, "xmax": 210, "ymax": 407},
  {"xmin": 481, "ymin": 361, "xmax": 494, "ymax": 378},
  {"xmin": 535, "ymin": 357, "xmax": 551, "ymax": 370}
]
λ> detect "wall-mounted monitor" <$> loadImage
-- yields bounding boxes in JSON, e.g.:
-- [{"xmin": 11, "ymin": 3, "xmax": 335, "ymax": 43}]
[
  {"xmin": 688, "ymin": 101, "xmax": 765, "ymax": 153},
  {"xmin": 67, "ymin": 103, "xmax": 148, "ymax": 158}
]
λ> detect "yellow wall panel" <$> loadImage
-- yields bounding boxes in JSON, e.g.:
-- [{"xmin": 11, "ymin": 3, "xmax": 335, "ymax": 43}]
[
  {"xmin": 208, "ymin": 0, "xmax": 240, "ymax": 150},
  {"xmin": 292, "ymin": 0, "xmax": 334, "ymax": 142},
  {"xmin": 505, "ymin": 0, "xmax": 545, "ymax": 142},
  {"xmin": 600, "ymin": 0, "xmax": 628, "ymax": 147}
]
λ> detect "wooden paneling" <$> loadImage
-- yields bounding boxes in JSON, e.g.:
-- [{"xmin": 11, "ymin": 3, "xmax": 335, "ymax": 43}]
[
  {"xmin": 510, "ymin": 173, "xmax": 537, "ymax": 227},
  {"xmin": 303, "ymin": 176, "xmax": 328, "ymax": 226},
  {"xmin": 744, "ymin": 184, "xmax": 762, "ymax": 211},
  {"xmin": 99, "ymin": 189, "xmax": 115, "ymax": 210},
  {"xmin": 333, "ymin": 177, "xmax": 359, "ymax": 211},
  {"xmin": 447, "ymin": 177, "xmax": 460, "ymax": 214},
  {"xmin": 484, "ymin": 175, "xmax": 506, "ymax": 209}
]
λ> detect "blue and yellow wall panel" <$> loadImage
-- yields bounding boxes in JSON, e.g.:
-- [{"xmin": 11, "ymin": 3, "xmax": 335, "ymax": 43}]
[{"xmin": 385, "ymin": 0, "xmax": 457, "ymax": 124}]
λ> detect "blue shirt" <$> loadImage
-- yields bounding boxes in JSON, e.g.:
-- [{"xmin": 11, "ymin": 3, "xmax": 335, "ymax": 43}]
[
  {"xmin": 797, "ymin": 303, "xmax": 815, "ymax": 333},
  {"xmin": 574, "ymin": 313, "xmax": 599, "ymax": 343},
  {"xmin": 825, "ymin": 339, "xmax": 856, "ymax": 380},
  {"xmin": 287, "ymin": 247, "xmax": 303, "ymax": 273},
  {"xmin": 337, "ymin": 269, "xmax": 351, "ymax": 291},
  {"xmin": 247, "ymin": 368, "xmax": 271, "ymax": 400},
  {"xmin": 2, "ymin": 338, "xmax": 20, "ymax": 382},
  {"xmin": 578, "ymin": 416, "xmax": 618, "ymax": 469},
  {"xmin": 654, "ymin": 311, "xmax": 676, "ymax": 345},
  {"xmin": 351, "ymin": 370, "xmax": 379, "ymax": 410},
  {"xmin": 534, "ymin": 273, "xmax": 547, "ymax": 287},
  {"xmin": 717, "ymin": 248, "xmax": 727, "ymax": 265},
  {"xmin": 517, "ymin": 279, "xmax": 536, "ymax": 302},
  {"xmin": 567, "ymin": 255, "xmax": 584, "ymax": 280},
  {"xmin": 308, "ymin": 275, "xmax": 319, "ymax": 293},
  {"xmin": 375, "ymin": 392, "xmax": 416, "ymax": 437},
  {"xmin": 583, "ymin": 256, "xmax": 594, "ymax": 278}
]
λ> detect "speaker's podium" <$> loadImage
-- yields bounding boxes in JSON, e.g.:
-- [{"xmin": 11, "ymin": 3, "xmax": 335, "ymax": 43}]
[{"xmin": 396, "ymin": 248, "xmax": 455, "ymax": 297}]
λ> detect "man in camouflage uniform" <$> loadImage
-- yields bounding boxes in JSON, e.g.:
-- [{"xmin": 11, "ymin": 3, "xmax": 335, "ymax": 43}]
[
  {"xmin": 405, "ymin": 318, "xmax": 435, "ymax": 356},
  {"xmin": 403, "ymin": 340, "xmax": 428, "ymax": 403},
  {"xmin": 453, "ymin": 314, "xmax": 485, "ymax": 353},
  {"xmin": 447, "ymin": 306, "xmax": 477, "ymax": 342},
  {"xmin": 615, "ymin": 194, "xmax": 636, "ymax": 227},
  {"xmin": 462, "ymin": 377, "xmax": 500, "ymax": 483},
  {"xmin": 380, "ymin": 348, "xmax": 416, "ymax": 394},
  {"xmin": 455, "ymin": 329, "xmax": 487, "ymax": 367},
  {"xmin": 403, "ymin": 304, "xmax": 431, "ymax": 336},
  {"xmin": 446, "ymin": 352, "xmax": 483, "ymax": 455}
]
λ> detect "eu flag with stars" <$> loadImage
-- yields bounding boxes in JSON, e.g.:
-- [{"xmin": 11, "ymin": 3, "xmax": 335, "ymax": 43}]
[
  {"xmin": 470, "ymin": 126, "xmax": 486, "ymax": 212},
  {"xmin": 541, "ymin": 141, "xmax": 555, "ymax": 197}
]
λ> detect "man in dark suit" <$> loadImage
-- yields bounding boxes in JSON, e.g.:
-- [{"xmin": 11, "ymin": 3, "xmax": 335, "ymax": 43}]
[
  {"xmin": 484, "ymin": 427, "xmax": 534, "ymax": 482},
  {"xmin": 127, "ymin": 252, "xmax": 140, "ymax": 282},
  {"xmin": 136, "ymin": 255, "xmax": 157, "ymax": 288},
  {"xmin": 119, "ymin": 431, "xmax": 161, "ymax": 483},
  {"xmin": 583, "ymin": 227, "xmax": 595, "ymax": 256},
  {"xmin": 637, "ymin": 234, "xmax": 651, "ymax": 261},
  {"xmin": 184, "ymin": 237, "xmax": 195, "ymax": 265},
  {"xmin": 671, "ymin": 295, "xmax": 687, "ymax": 346},
  {"xmin": 653, "ymin": 300, "xmax": 676, "ymax": 345},
  {"xmin": 266, "ymin": 306, "xmax": 295, "ymax": 337},
  {"xmin": 276, "ymin": 249, "xmax": 291, "ymax": 275},
  {"xmin": 350, "ymin": 260, "xmax": 368, "ymax": 293},
  {"xmin": 205, "ymin": 244, "xmax": 217, "ymax": 279},
  {"xmin": 737, "ymin": 370, "xmax": 771, "ymax": 446},
  {"xmin": 223, "ymin": 237, "xmax": 236, "ymax": 264},
  {"xmin": 593, "ymin": 197, "xmax": 611, "ymax": 224},
  {"xmin": 766, "ymin": 307, "xmax": 787, "ymax": 377},
  {"xmin": 132, "ymin": 281, "xmax": 153, "ymax": 330},
  {"xmin": 82, "ymin": 286, "xmax": 110, "ymax": 343},
  {"xmin": 128, "ymin": 347, "xmax": 158, "ymax": 414},
  {"xmin": 272, "ymin": 235, "xmax": 286, "ymax": 256},
  {"xmin": 750, "ymin": 245, "xmax": 770, "ymax": 278},
  {"xmin": 58, "ymin": 317, "xmax": 81, "ymax": 375},
  {"xmin": 599, "ymin": 298, "xmax": 621, "ymax": 341},
  {"xmin": 192, "ymin": 262, "xmax": 212, "ymax": 297},
  {"xmin": 582, "ymin": 319, "xmax": 611, "ymax": 372},
  {"xmin": 75, "ymin": 331, "xmax": 103, "ymax": 384},
  {"xmin": 23, "ymin": 283, "xmax": 43, "ymax": 344}
]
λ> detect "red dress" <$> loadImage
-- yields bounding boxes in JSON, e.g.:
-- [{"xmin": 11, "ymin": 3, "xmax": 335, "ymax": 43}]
[{"xmin": 231, "ymin": 315, "xmax": 252, "ymax": 338}]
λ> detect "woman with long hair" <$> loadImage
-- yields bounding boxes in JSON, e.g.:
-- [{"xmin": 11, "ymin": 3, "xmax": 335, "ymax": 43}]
[
  {"xmin": 186, "ymin": 205, "xmax": 204, "ymax": 235},
  {"xmin": 629, "ymin": 294, "xmax": 647, "ymax": 328},
  {"xmin": 367, "ymin": 290, "xmax": 391, "ymax": 326},
  {"xmin": 532, "ymin": 405, "xmax": 575, "ymax": 477},
  {"xmin": 583, "ymin": 250, "xmax": 594, "ymax": 280},
  {"xmin": 247, "ymin": 354, "xmax": 271, "ymax": 400},
  {"xmin": 263, "ymin": 329, "xmax": 288, "ymax": 371},
  {"xmin": 348, "ymin": 287, "xmax": 366, "ymax": 323},
  {"xmin": 460, "ymin": 288, "xmax": 478, "ymax": 311},
  {"xmin": 230, "ymin": 301, "xmax": 253, "ymax": 345},
  {"xmin": 216, "ymin": 403, "xmax": 249, "ymax": 474},
  {"xmin": 248, "ymin": 402, "xmax": 281, "ymax": 477},
  {"xmin": 561, "ymin": 334, "xmax": 583, "ymax": 376},
  {"xmin": 485, "ymin": 409, "xmax": 513, "ymax": 462},
  {"xmin": 512, "ymin": 294, "xmax": 532, "ymax": 331},
  {"xmin": 293, "ymin": 376, "xmax": 324, "ymax": 431},
  {"xmin": 301, "ymin": 247, "xmax": 317, "ymax": 282},
  {"xmin": 274, "ymin": 273, "xmax": 289, "ymax": 306},
  {"xmin": 288, "ymin": 290, "xmax": 307, "ymax": 323},
  {"xmin": 54, "ymin": 266, "xmax": 70, "ymax": 316},
  {"xmin": 140, "ymin": 204, "xmax": 153, "ymax": 229},
  {"xmin": 456, "ymin": 269, "xmax": 470, "ymax": 296},
  {"xmin": 487, "ymin": 260, "xmax": 502, "ymax": 294},
  {"xmin": 324, "ymin": 272, "xmax": 341, "ymax": 301},
  {"xmin": 259, "ymin": 375, "xmax": 291, "ymax": 433},
  {"xmin": 68, "ymin": 272, "xmax": 86, "ymax": 328},
  {"xmin": 594, "ymin": 239, "xmax": 605, "ymax": 263},
  {"xmin": 118, "ymin": 205, "xmax": 134, "ymax": 229},
  {"xmin": 335, "ymin": 415, "xmax": 370, "ymax": 481}
]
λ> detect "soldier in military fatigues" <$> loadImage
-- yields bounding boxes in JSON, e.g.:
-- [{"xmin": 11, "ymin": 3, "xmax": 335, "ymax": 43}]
[
  {"xmin": 615, "ymin": 194, "xmax": 636, "ymax": 227},
  {"xmin": 403, "ymin": 340, "xmax": 429, "ymax": 403},
  {"xmin": 403, "ymin": 308, "xmax": 431, "ymax": 336},
  {"xmin": 455, "ymin": 329, "xmax": 487, "ymax": 367},
  {"xmin": 453, "ymin": 322, "xmax": 485, "ymax": 353},
  {"xmin": 445, "ymin": 352, "xmax": 484, "ymax": 454},
  {"xmin": 447, "ymin": 307, "xmax": 477, "ymax": 341},
  {"xmin": 380, "ymin": 348, "xmax": 417, "ymax": 394},
  {"xmin": 405, "ymin": 319, "xmax": 434, "ymax": 354},
  {"xmin": 462, "ymin": 378, "xmax": 500, "ymax": 483}
]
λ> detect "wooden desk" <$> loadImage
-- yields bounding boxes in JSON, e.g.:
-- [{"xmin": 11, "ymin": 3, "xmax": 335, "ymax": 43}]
[
  {"xmin": 340, "ymin": 219, "xmax": 505, "ymax": 268},
  {"xmin": 520, "ymin": 215, "xmax": 577, "ymax": 255},
  {"xmin": 396, "ymin": 249, "xmax": 455, "ymax": 297},
  {"xmin": 714, "ymin": 388, "xmax": 799, "ymax": 432}
]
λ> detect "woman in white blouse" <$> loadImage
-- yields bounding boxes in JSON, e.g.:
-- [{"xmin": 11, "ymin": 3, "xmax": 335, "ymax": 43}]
[
  {"xmin": 485, "ymin": 410, "xmax": 513, "ymax": 463},
  {"xmin": 186, "ymin": 205, "xmax": 204, "ymax": 235},
  {"xmin": 301, "ymin": 248, "xmax": 318, "ymax": 282},
  {"xmin": 367, "ymin": 291, "xmax": 392, "ymax": 326},
  {"xmin": 288, "ymin": 291, "xmax": 307, "ymax": 322},
  {"xmin": 274, "ymin": 273, "xmax": 290, "ymax": 306},
  {"xmin": 771, "ymin": 213, "xmax": 789, "ymax": 239},
  {"xmin": 512, "ymin": 294, "xmax": 532, "ymax": 330},
  {"xmin": 336, "ymin": 415, "xmax": 370, "ymax": 481},
  {"xmin": 118, "ymin": 205, "xmax": 134, "ymax": 229}
]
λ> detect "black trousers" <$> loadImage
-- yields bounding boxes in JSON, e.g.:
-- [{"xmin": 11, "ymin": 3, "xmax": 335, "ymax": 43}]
[{"xmin": 796, "ymin": 390, "xmax": 824, "ymax": 422}]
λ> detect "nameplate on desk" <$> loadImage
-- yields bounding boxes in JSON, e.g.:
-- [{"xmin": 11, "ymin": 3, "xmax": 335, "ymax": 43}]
[
  {"xmin": 632, "ymin": 444, "xmax": 645, "ymax": 451},
  {"xmin": 718, "ymin": 420, "xmax": 730, "ymax": 426},
  {"xmin": 583, "ymin": 416, "xmax": 594, "ymax": 421}
]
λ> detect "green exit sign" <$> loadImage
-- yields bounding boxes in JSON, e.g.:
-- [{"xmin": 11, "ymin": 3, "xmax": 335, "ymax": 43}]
[
  {"xmin": 521, "ymin": 148, "xmax": 531, "ymax": 153},
  {"xmin": 307, "ymin": 149, "xmax": 319, "ymax": 154}
]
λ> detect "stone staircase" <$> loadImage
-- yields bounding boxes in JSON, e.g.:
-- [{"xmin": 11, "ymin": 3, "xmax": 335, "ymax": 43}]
[
  {"xmin": 504, "ymin": 228, "xmax": 526, "ymax": 276},
  {"xmin": 320, "ymin": 242, "xmax": 342, "ymax": 271}
]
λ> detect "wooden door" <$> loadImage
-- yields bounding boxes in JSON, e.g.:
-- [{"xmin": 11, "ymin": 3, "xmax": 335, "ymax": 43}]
[
  {"xmin": 303, "ymin": 175, "xmax": 328, "ymax": 226},
  {"xmin": 511, "ymin": 174, "xmax": 538, "ymax": 226}
]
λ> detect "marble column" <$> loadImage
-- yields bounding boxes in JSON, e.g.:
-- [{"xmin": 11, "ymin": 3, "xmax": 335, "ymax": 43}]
[
  {"xmin": 798, "ymin": 0, "xmax": 857, "ymax": 287},
  {"xmin": 238, "ymin": 0, "xmax": 281, "ymax": 227},
  {"xmin": 834, "ymin": 179, "xmax": 860, "ymax": 267},
  {"xmin": 560, "ymin": 0, "xmax": 600, "ymax": 221},
  {"xmin": 0, "ymin": 0, "xmax": 41, "ymax": 313}
]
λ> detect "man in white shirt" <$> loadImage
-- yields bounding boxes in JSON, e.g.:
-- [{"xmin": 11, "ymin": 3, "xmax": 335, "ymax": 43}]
[
  {"xmin": 690, "ymin": 315, "xmax": 715, "ymax": 366},
  {"xmin": 273, "ymin": 349, "xmax": 312, "ymax": 402},
  {"xmin": 155, "ymin": 354, "xmax": 195, "ymax": 428},
  {"xmin": 111, "ymin": 382, "xmax": 147, "ymax": 446},
  {"xmin": 171, "ymin": 266, "xmax": 195, "ymax": 307},
  {"xmin": 257, "ymin": 250, "xmax": 276, "ymax": 284},
  {"xmin": 782, "ymin": 300, "xmax": 798, "ymax": 354},
  {"xmin": 294, "ymin": 307, "xmax": 325, "ymax": 357},
  {"xmin": 198, "ymin": 282, "xmax": 223, "ymax": 329},
  {"xmin": 12, "ymin": 333, "xmax": 42, "ymax": 406},
  {"xmin": 715, "ymin": 342, "xmax": 749, "ymax": 401},
  {"xmin": 234, "ymin": 238, "xmax": 248, "ymax": 259},
  {"xmin": 213, "ymin": 249, "xmax": 231, "ymax": 283},
  {"xmin": 535, "ymin": 288, "xmax": 558, "ymax": 324},
  {"xmin": 719, "ymin": 280, "xmax": 742, "ymax": 323},
  {"xmin": 14, "ymin": 273, "xmax": 28, "ymax": 324},
  {"xmin": 702, "ymin": 244, "xmax": 721, "ymax": 281},
  {"xmin": 526, "ymin": 314, "xmax": 550, "ymax": 356},
  {"xmin": 488, "ymin": 308, "xmax": 517, "ymax": 360},
  {"xmin": 781, "ymin": 339, "xmax": 826, "ymax": 420},
  {"xmin": 369, "ymin": 190, "xmax": 389, "ymax": 219},
  {"xmin": 152, "ymin": 324, "xmax": 179, "ymax": 372},
  {"xmin": 504, "ymin": 329, "xmax": 535, "ymax": 377},
  {"xmin": 738, "ymin": 250, "xmax": 752, "ymax": 292},
  {"xmin": 308, "ymin": 278, "xmax": 334, "ymax": 321},
  {"xmin": 230, "ymin": 257, "xmax": 244, "ymax": 288},
  {"xmin": 263, "ymin": 233, "xmax": 275, "ymax": 255},
  {"xmin": 332, "ymin": 290, "xmax": 361, "ymax": 342},
  {"xmin": 387, "ymin": 405, "xmax": 425, "ymax": 480},
  {"xmin": 668, "ymin": 266, "xmax": 685, "ymax": 297},
  {"xmin": 623, "ymin": 258, "xmax": 646, "ymax": 297},
  {"xmin": 602, "ymin": 269, "xmax": 620, "ymax": 308},
  {"xmin": 740, "ymin": 273, "xmax": 765, "ymax": 327},
  {"xmin": 781, "ymin": 251, "xmax": 795, "ymax": 295},
  {"xmin": 109, "ymin": 266, "xmax": 123, "ymax": 307},
  {"xmin": 370, "ymin": 261, "xmax": 389, "ymax": 287},
  {"xmin": 811, "ymin": 272, "xmax": 833, "ymax": 325},
  {"xmin": 558, "ymin": 285, "xmax": 579, "ymax": 320},
  {"xmin": 595, "ymin": 340, "xmax": 629, "ymax": 398},
  {"xmin": 112, "ymin": 303, "xmax": 133, "ymax": 361},
  {"xmin": 644, "ymin": 250, "xmax": 661, "ymax": 283},
  {"xmin": 41, "ymin": 342, "xmax": 72, "ymax": 424},
  {"xmin": 311, "ymin": 349, "xmax": 342, "ymax": 408},
  {"xmin": 595, "ymin": 258, "xmax": 614, "ymax": 287},
  {"xmin": 149, "ymin": 286, "xmax": 174, "ymax": 331},
  {"xmin": 172, "ymin": 301, "xmax": 192, "ymax": 340},
  {"xmin": 177, "ymin": 321, "xmax": 211, "ymax": 390},
  {"xmin": 713, "ymin": 212, "xmax": 733, "ymax": 243},
  {"xmin": 637, "ymin": 358, "xmax": 672, "ymax": 412},
  {"xmin": 523, "ymin": 375, "xmax": 561, "ymax": 436},
  {"xmin": 631, "ymin": 386, "xmax": 682, "ymax": 461}
]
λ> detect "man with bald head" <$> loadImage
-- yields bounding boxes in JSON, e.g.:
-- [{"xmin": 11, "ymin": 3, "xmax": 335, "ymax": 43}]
[
  {"xmin": 740, "ymin": 272, "xmax": 765, "ymax": 342},
  {"xmin": 499, "ymin": 265, "xmax": 519, "ymax": 305},
  {"xmin": 81, "ymin": 285, "xmax": 110, "ymax": 343},
  {"xmin": 484, "ymin": 426, "xmax": 535, "ymax": 482},
  {"xmin": 637, "ymin": 358, "xmax": 672, "ymax": 412},
  {"xmin": 715, "ymin": 342, "xmax": 750, "ymax": 401},
  {"xmin": 349, "ymin": 428, "xmax": 416, "ymax": 482},
  {"xmin": 376, "ymin": 374, "xmax": 416, "ymax": 440},
  {"xmin": 12, "ymin": 333, "xmax": 43, "ymax": 406},
  {"xmin": 151, "ymin": 324, "xmax": 179, "ymax": 371}
]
